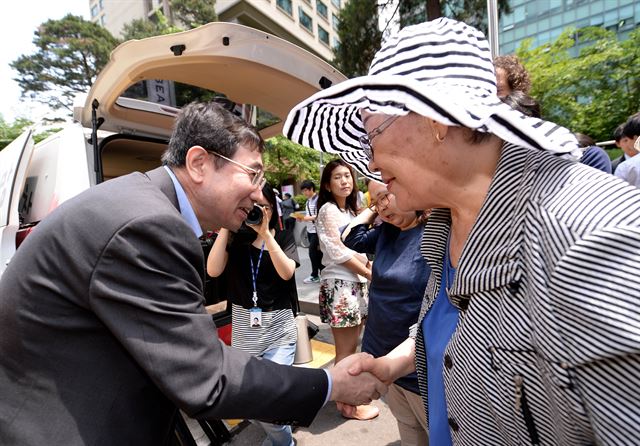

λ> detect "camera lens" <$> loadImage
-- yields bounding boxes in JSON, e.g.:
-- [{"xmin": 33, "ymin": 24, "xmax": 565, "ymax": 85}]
[{"xmin": 245, "ymin": 204, "xmax": 263, "ymax": 225}]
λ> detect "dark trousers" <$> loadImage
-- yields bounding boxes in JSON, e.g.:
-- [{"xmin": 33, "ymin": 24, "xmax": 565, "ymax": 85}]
[
  {"xmin": 307, "ymin": 232, "xmax": 323, "ymax": 278},
  {"xmin": 284, "ymin": 217, "xmax": 296, "ymax": 232}
]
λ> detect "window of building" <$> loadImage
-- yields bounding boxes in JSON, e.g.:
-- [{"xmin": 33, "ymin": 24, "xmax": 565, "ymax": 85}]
[
  {"xmin": 332, "ymin": 36, "xmax": 340, "ymax": 50},
  {"xmin": 100, "ymin": 14, "xmax": 106, "ymax": 25},
  {"xmin": 99, "ymin": 0, "xmax": 104, "ymax": 9},
  {"xmin": 317, "ymin": 0, "xmax": 328, "ymax": 19},
  {"xmin": 318, "ymin": 25, "xmax": 329, "ymax": 45},
  {"xmin": 513, "ymin": 5, "xmax": 525, "ymax": 23},
  {"xmin": 331, "ymin": 0, "xmax": 340, "ymax": 8},
  {"xmin": 91, "ymin": 5, "xmax": 99, "ymax": 17},
  {"xmin": 332, "ymin": 13, "xmax": 339, "ymax": 31},
  {"xmin": 277, "ymin": 0, "xmax": 293, "ymax": 16},
  {"xmin": 299, "ymin": 7, "xmax": 313, "ymax": 32}
]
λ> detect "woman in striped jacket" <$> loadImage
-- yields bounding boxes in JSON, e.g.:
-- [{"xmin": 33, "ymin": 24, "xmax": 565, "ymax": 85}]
[{"xmin": 283, "ymin": 17, "xmax": 640, "ymax": 446}]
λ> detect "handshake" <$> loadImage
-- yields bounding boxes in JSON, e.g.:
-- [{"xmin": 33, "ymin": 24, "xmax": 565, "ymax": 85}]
[{"xmin": 327, "ymin": 352, "xmax": 393, "ymax": 416}]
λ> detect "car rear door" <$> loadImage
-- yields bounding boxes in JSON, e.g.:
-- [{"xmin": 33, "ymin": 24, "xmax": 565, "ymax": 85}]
[{"xmin": 0, "ymin": 128, "xmax": 35, "ymax": 276}]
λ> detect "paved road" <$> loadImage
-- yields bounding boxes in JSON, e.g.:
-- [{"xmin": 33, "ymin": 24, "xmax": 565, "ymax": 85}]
[{"xmin": 223, "ymin": 245, "xmax": 402, "ymax": 446}]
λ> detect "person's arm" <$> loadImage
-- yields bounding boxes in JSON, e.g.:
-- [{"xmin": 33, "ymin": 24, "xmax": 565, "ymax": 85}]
[
  {"xmin": 89, "ymin": 214, "xmax": 329, "ymax": 426},
  {"xmin": 336, "ymin": 338, "xmax": 415, "ymax": 417},
  {"xmin": 343, "ymin": 225, "xmax": 380, "ymax": 255},
  {"xmin": 295, "ymin": 201, "xmax": 316, "ymax": 222},
  {"xmin": 206, "ymin": 228, "xmax": 230, "ymax": 277},
  {"xmin": 247, "ymin": 207, "xmax": 296, "ymax": 280},
  {"xmin": 317, "ymin": 204, "xmax": 371, "ymax": 280},
  {"xmin": 549, "ymin": 226, "xmax": 640, "ymax": 444}
]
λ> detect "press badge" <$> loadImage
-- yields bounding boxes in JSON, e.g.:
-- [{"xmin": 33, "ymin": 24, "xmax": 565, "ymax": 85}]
[{"xmin": 250, "ymin": 307, "xmax": 262, "ymax": 327}]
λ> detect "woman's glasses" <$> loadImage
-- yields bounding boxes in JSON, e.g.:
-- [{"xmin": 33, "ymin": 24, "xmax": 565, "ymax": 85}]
[
  {"xmin": 369, "ymin": 192, "xmax": 390, "ymax": 211},
  {"xmin": 359, "ymin": 116, "xmax": 399, "ymax": 161}
]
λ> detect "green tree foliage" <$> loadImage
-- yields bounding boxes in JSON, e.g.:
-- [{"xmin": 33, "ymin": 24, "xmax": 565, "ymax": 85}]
[
  {"xmin": 0, "ymin": 118, "xmax": 32, "ymax": 151},
  {"xmin": 170, "ymin": 0, "xmax": 218, "ymax": 28},
  {"xmin": 518, "ymin": 27, "xmax": 640, "ymax": 142},
  {"xmin": 333, "ymin": 0, "xmax": 382, "ymax": 77},
  {"xmin": 263, "ymin": 135, "xmax": 332, "ymax": 187},
  {"xmin": 400, "ymin": 0, "xmax": 511, "ymax": 35},
  {"xmin": 335, "ymin": 0, "xmax": 510, "ymax": 78},
  {"xmin": 0, "ymin": 117, "xmax": 62, "ymax": 151},
  {"xmin": 10, "ymin": 14, "xmax": 119, "ymax": 112}
]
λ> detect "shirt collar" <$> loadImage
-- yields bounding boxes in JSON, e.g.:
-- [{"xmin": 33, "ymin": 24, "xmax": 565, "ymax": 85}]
[{"xmin": 164, "ymin": 166, "xmax": 203, "ymax": 238}]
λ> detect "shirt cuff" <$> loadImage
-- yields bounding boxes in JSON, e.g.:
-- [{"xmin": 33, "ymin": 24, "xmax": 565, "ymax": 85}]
[{"xmin": 323, "ymin": 369, "xmax": 333, "ymax": 405}]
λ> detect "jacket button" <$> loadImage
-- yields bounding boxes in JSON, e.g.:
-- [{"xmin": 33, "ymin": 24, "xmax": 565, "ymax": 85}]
[
  {"xmin": 458, "ymin": 298, "xmax": 469, "ymax": 311},
  {"xmin": 448, "ymin": 417, "xmax": 459, "ymax": 432},
  {"xmin": 508, "ymin": 280, "xmax": 520, "ymax": 293},
  {"xmin": 444, "ymin": 354, "xmax": 453, "ymax": 369}
]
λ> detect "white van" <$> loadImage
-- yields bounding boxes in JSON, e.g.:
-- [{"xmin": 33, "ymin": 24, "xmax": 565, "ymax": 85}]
[{"xmin": 0, "ymin": 22, "xmax": 345, "ymax": 277}]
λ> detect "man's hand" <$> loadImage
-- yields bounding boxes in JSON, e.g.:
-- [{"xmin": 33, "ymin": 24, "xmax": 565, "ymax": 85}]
[
  {"xmin": 335, "ymin": 355, "xmax": 395, "ymax": 417},
  {"xmin": 329, "ymin": 353, "xmax": 387, "ymax": 406}
]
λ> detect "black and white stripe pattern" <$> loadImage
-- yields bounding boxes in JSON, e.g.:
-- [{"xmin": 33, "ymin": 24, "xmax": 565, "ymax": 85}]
[
  {"xmin": 283, "ymin": 18, "xmax": 580, "ymax": 180},
  {"xmin": 415, "ymin": 143, "xmax": 640, "ymax": 445},
  {"xmin": 231, "ymin": 304, "xmax": 296, "ymax": 356}
]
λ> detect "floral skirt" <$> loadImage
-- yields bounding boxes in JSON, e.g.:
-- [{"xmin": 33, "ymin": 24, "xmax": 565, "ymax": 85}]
[{"xmin": 319, "ymin": 278, "xmax": 369, "ymax": 328}]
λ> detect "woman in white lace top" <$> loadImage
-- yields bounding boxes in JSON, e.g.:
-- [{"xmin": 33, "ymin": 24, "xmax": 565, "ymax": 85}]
[{"xmin": 316, "ymin": 159, "xmax": 376, "ymax": 420}]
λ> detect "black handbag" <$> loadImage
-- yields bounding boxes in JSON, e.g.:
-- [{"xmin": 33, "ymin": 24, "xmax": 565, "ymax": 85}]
[{"xmin": 306, "ymin": 318, "xmax": 319, "ymax": 340}]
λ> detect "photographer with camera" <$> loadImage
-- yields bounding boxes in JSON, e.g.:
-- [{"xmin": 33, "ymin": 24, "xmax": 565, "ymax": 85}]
[{"xmin": 207, "ymin": 183, "xmax": 300, "ymax": 446}]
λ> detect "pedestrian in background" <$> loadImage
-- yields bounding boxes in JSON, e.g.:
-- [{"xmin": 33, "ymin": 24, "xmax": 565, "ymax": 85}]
[
  {"xmin": 342, "ymin": 180, "xmax": 430, "ymax": 445},
  {"xmin": 280, "ymin": 192, "xmax": 299, "ymax": 232},
  {"xmin": 315, "ymin": 160, "xmax": 377, "ymax": 421},
  {"xmin": 295, "ymin": 179, "xmax": 324, "ymax": 283},
  {"xmin": 207, "ymin": 183, "xmax": 300, "ymax": 446}
]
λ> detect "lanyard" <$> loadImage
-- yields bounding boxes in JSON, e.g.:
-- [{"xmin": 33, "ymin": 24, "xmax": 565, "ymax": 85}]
[{"xmin": 249, "ymin": 241, "xmax": 266, "ymax": 307}]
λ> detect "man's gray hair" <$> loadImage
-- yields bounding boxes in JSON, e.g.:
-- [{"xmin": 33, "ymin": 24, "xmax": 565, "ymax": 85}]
[{"xmin": 162, "ymin": 101, "xmax": 264, "ymax": 167}]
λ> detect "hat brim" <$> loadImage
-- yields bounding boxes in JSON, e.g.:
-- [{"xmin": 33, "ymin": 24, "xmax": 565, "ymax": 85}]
[{"xmin": 284, "ymin": 75, "xmax": 580, "ymax": 179}]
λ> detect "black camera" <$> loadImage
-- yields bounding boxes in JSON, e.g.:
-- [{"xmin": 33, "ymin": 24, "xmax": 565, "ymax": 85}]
[{"xmin": 245, "ymin": 204, "xmax": 264, "ymax": 226}]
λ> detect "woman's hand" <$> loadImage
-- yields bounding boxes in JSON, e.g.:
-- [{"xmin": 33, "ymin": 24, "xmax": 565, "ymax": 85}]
[{"xmin": 246, "ymin": 205, "xmax": 270, "ymax": 238}]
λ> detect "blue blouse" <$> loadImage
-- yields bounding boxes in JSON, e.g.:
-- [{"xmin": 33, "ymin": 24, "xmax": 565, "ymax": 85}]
[
  {"xmin": 343, "ymin": 222, "xmax": 429, "ymax": 394},
  {"xmin": 422, "ymin": 250, "xmax": 459, "ymax": 445}
]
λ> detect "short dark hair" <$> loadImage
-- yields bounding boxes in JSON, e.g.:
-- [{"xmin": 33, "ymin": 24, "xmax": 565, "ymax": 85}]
[
  {"xmin": 622, "ymin": 113, "xmax": 640, "ymax": 139},
  {"xmin": 614, "ymin": 124, "xmax": 624, "ymax": 142},
  {"xmin": 300, "ymin": 179, "xmax": 316, "ymax": 191},
  {"xmin": 494, "ymin": 55, "xmax": 531, "ymax": 94},
  {"xmin": 574, "ymin": 133, "xmax": 595, "ymax": 148},
  {"xmin": 500, "ymin": 90, "xmax": 541, "ymax": 118},
  {"xmin": 162, "ymin": 101, "xmax": 263, "ymax": 167}
]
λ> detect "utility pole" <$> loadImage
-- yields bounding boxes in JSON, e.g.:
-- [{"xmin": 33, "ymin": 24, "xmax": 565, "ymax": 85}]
[{"xmin": 487, "ymin": 0, "xmax": 500, "ymax": 57}]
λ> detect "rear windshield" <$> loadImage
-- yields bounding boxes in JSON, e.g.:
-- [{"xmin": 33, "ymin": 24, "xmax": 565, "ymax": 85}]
[{"xmin": 118, "ymin": 80, "xmax": 280, "ymax": 131}]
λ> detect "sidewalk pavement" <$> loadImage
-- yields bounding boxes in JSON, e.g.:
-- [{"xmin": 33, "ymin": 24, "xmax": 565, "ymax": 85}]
[{"xmin": 225, "ymin": 245, "xmax": 401, "ymax": 446}]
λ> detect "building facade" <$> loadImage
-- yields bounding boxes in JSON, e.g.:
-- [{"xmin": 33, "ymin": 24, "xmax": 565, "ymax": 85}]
[
  {"xmin": 89, "ymin": 0, "xmax": 341, "ymax": 61},
  {"xmin": 498, "ymin": 0, "xmax": 640, "ymax": 54}
]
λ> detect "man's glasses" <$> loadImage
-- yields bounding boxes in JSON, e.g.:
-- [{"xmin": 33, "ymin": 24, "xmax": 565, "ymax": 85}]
[
  {"xmin": 207, "ymin": 150, "xmax": 266, "ymax": 189},
  {"xmin": 369, "ymin": 193, "xmax": 390, "ymax": 211},
  {"xmin": 359, "ymin": 115, "xmax": 399, "ymax": 161}
]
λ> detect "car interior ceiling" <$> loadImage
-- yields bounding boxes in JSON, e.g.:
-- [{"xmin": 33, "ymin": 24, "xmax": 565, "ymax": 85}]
[{"xmin": 100, "ymin": 136, "xmax": 167, "ymax": 181}]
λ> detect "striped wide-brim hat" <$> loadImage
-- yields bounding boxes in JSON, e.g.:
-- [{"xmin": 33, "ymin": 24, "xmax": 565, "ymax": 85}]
[{"xmin": 283, "ymin": 18, "xmax": 580, "ymax": 179}]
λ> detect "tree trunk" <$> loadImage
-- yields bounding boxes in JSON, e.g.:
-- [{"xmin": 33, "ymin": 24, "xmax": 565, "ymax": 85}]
[{"xmin": 426, "ymin": 0, "xmax": 442, "ymax": 20}]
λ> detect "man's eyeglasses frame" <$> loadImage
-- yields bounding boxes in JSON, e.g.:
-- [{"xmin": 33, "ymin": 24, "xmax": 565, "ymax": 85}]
[{"xmin": 206, "ymin": 150, "xmax": 266, "ymax": 189}]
